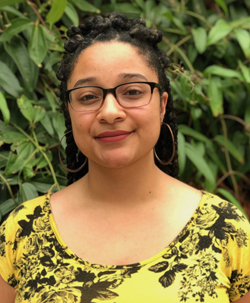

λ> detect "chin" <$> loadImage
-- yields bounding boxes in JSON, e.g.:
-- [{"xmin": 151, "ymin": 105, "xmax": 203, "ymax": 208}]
[{"xmin": 96, "ymin": 153, "xmax": 137, "ymax": 169}]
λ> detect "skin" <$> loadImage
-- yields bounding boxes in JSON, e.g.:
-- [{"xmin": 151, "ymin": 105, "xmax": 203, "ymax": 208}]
[
  {"xmin": 1, "ymin": 41, "xmax": 250, "ymax": 302},
  {"xmin": 50, "ymin": 42, "xmax": 202, "ymax": 265},
  {"xmin": 68, "ymin": 42, "xmax": 166, "ymax": 170}
]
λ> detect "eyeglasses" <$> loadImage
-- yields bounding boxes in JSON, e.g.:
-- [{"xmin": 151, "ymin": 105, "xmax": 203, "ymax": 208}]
[{"xmin": 65, "ymin": 82, "xmax": 162, "ymax": 112}]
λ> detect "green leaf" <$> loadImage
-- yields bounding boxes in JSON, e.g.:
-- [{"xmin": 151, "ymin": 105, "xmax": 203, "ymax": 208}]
[
  {"xmin": 5, "ymin": 142, "xmax": 35, "ymax": 175},
  {"xmin": 36, "ymin": 151, "xmax": 52, "ymax": 169},
  {"xmin": 0, "ymin": 199, "xmax": 17, "ymax": 219},
  {"xmin": 23, "ymin": 166, "xmax": 35, "ymax": 180},
  {"xmin": 0, "ymin": 91, "xmax": 10, "ymax": 125},
  {"xmin": 20, "ymin": 183, "xmax": 38, "ymax": 201},
  {"xmin": 177, "ymin": 132, "xmax": 186, "ymax": 176},
  {"xmin": 4, "ymin": 37, "xmax": 39, "ymax": 92},
  {"xmin": 230, "ymin": 17, "xmax": 250, "ymax": 29},
  {"xmin": 46, "ymin": 0, "xmax": 67, "ymax": 24},
  {"xmin": 216, "ymin": 188, "xmax": 248, "ymax": 219},
  {"xmin": 0, "ymin": 60, "xmax": 21, "ymax": 98},
  {"xmin": 134, "ymin": 0, "xmax": 145, "ymax": 9},
  {"xmin": 28, "ymin": 25, "xmax": 47, "ymax": 66},
  {"xmin": 0, "ymin": 1, "xmax": 24, "ymax": 8},
  {"xmin": 0, "ymin": 18, "xmax": 33, "ymax": 42},
  {"xmin": 40, "ymin": 113, "xmax": 54, "ymax": 136},
  {"xmin": 192, "ymin": 27, "xmax": 207, "ymax": 54},
  {"xmin": 206, "ymin": 144, "xmax": 226, "ymax": 174},
  {"xmin": 0, "ymin": 5, "xmax": 26, "ymax": 18},
  {"xmin": 178, "ymin": 125, "xmax": 213, "ymax": 147},
  {"xmin": 238, "ymin": 60, "xmax": 250, "ymax": 83},
  {"xmin": 204, "ymin": 65, "xmax": 244, "ymax": 81},
  {"xmin": 31, "ymin": 175, "xmax": 55, "ymax": 193},
  {"xmin": 44, "ymin": 90, "xmax": 56, "ymax": 112},
  {"xmin": 30, "ymin": 181, "xmax": 51, "ymax": 193},
  {"xmin": 234, "ymin": 29, "xmax": 250, "ymax": 59},
  {"xmin": 17, "ymin": 95, "xmax": 46, "ymax": 123},
  {"xmin": 214, "ymin": 135, "xmax": 244, "ymax": 164},
  {"xmin": 69, "ymin": 0, "xmax": 100, "ymax": 13},
  {"xmin": 41, "ymin": 26, "xmax": 56, "ymax": 43},
  {"xmin": 207, "ymin": 77, "xmax": 223, "ymax": 117},
  {"xmin": 52, "ymin": 112, "xmax": 66, "ymax": 140},
  {"xmin": 33, "ymin": 106, "xmax": 46, "ymax": 123},
  {"xmin": 173, "ymin": 17, "xmax": 187, "ymax": 34},
  {"xmin": 214, "ymin": 0, "xmax": 229, "ymax": 16},
  {"xmin": 64, "ymin": 1, "xmax": 79, "ymax": 26},
  {"xmin": 207, "ymin": 20, "xmax": 233, "ymax": 46},
  {"xmin": 0, "ymin": 130, "xmax": 27, "ymax": 144},
  {"xmin": 185, "ymin": 143, "xmax": 216, "ymax": 190},
  {"xmin": 113, "ymin": 3, "xmax": 141, "ymax": 14},
  {"xmin": 17, "ymin": 95, "xmax": 35, "ymax": 122}
]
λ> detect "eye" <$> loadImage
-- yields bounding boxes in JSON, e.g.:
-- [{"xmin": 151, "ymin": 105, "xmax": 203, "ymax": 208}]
[
  {"xmin": 79, "ymin": 94, "xmax": 99, "ymax": 101},
  {"xmin": 73, "ymin": 88, "xmax": 102, "ymax": 104},
  {"xmin": 125, "ymin": 89, "xmax": 143, "ymax": 96}
]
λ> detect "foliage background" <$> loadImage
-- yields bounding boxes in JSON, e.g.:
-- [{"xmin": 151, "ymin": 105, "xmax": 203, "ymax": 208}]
[{"xmin": 0, "ymin": 0, "xmax": 249, "ymax": 223}]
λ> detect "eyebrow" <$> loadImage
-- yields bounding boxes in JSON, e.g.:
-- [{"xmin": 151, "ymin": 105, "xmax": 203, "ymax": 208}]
[
  {"xmin": 73, "ymin": 77, "xmax": 96, "ymax": 88},
  {"xmin": 73, "ymin": 73, "xmax": 148, "ymax": 88},
  {"xmin": 118, "ymin": 73, "xmax": 148, "ymax": 81}
]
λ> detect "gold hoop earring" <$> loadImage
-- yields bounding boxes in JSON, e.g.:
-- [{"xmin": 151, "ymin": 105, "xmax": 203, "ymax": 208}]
[
  {"xmin": 154, "ymin": 123, "xmax": 175, "ymax": 165},
  {"xmin": 59, "ymin": 131, "xmax": 87, "ymax": 173}
]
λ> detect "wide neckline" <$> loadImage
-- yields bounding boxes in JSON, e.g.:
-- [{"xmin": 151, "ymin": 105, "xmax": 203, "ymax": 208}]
[{"xmin": 47, "ymin": 191, "xmax": 207, "ymax": 270}]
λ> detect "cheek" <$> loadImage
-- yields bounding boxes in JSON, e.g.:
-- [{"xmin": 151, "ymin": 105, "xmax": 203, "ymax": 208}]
[{"xmin": 69, "ymin": 112, "xmax": 92, "ymax": 148}]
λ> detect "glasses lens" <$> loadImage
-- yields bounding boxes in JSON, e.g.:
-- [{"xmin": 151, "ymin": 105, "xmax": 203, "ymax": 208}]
[
  {"xmin": 69, "ymin": 87, "xmax": 103, "ymax": 111},
  {"xmin": 117, "ymin": 83, "xmax": 151, "ymax": 107}
]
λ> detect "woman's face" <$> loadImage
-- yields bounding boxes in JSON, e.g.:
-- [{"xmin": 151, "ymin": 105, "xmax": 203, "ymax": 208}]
[{"xmin": 67, "ymin": 42, "xmax": 168, "ymax": 169}]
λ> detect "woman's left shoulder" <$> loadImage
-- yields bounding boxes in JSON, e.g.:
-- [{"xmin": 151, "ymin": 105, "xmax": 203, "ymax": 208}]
[{"xmin": 199, "ymin": 191, "xmax": 249, "ymax": 225}]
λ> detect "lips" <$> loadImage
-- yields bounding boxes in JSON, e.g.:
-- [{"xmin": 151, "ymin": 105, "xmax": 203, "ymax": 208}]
[{"xmin": 96, "ymin": 130, "xmax": 133, "ymax": 143}]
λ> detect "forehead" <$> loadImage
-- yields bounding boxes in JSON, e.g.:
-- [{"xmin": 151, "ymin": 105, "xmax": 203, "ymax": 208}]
[{"xmin": 68, "ymin": 42, "xmax": 158, "ymax": 88}]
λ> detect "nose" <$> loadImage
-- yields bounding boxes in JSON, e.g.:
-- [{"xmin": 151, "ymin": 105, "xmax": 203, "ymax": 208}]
[{"xmin": 96, "ymin": 92, "xmax": 126, "ymax": 124}]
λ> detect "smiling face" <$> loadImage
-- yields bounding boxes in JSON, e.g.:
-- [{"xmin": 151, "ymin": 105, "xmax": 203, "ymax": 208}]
[{"xmin": 67, "ymin": 41, "xmax": 168, "ymax": 169}]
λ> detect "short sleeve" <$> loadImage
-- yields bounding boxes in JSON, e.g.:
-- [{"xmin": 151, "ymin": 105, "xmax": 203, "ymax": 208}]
[
  {"xmin": 0, "ymin": 214, "xmax": 18, "ymax": 288},
  {"xmin": 227, "ymin": 211, "xmax": 250, "ymax": 302}
]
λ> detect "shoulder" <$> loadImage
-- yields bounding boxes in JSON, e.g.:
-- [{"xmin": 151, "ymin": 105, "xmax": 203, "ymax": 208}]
[
  {"xmin": 196, "ymin": 192, "xmax": 250, "ymax": 250},
  {"xmin": 199, "ymin": 191, "xmax": 248, "ymax": 224},
  {"xmin": 1, "ymin": 195, "xmax": 50, "ymax": 237}
]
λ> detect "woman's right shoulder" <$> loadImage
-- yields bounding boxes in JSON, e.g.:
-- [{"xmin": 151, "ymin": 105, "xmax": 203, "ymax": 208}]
[{"xmin": 1, "ymin": 194, "xmax": 50, "ymax": 230}]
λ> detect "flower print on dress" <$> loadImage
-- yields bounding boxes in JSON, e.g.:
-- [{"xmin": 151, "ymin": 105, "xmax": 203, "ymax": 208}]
[
  {"xmin": 1, "ymin": 192, "xmax": 250, "ymax": 303},
  {"xmin": 148, "ymin": 193, "xmax": 250, "ymax": 302},
  {"xmin": 37, "ymin": 288, "xmax": 82, "ymax": 303},
  {"xmin": 235, "ymin": 228, "xmax": 248, "ymax": 247},
  {"xmin": 229, "ymin": 269, "xmax": 250, "ymax": 300},
  {"xmin": 0, "ymin": 220, "xmax": 7, "ymax": 257}
]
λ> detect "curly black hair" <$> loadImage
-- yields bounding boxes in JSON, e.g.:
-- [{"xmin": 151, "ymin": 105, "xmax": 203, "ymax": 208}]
[{"xmin": 56, "ymin": 12, "xmax": 178, "ymax": 185}]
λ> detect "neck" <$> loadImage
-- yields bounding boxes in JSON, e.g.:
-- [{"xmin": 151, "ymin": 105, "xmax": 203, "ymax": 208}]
[{"xmin": 80, "ymin": 153, "xmax": 168, "ymax": 210}]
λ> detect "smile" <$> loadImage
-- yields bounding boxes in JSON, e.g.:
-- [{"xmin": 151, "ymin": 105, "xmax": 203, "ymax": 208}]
[{"xmin": 96, "ymin": 130, "xmax": 133, "ymax": 143}]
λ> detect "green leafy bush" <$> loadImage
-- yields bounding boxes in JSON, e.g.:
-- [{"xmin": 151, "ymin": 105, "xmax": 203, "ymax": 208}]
[{"xmin": 0, "ymin": 0, "xmax": 249, "ymax": 223}]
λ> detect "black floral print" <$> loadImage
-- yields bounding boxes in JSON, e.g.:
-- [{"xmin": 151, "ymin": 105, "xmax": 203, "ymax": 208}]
[
  {"xmin": 0, "ymin": 192, "xmax": 250, "ymax": 302},
  {"xmin": 148, "ymin": 195, "xmax": 250, "ymax": 302}
]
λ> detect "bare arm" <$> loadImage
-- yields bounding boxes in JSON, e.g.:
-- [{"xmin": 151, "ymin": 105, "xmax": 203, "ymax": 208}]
[
  {"xmin": 234, "ymin": 291, "xmax": 250, "ymax": 303},
  {"xmin": 0, "ymin": 275, "xmax": 16, "ymax": 303}
]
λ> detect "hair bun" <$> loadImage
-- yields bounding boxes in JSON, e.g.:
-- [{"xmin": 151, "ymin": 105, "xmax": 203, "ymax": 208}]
[
  {"xmin": 67, "ymin": 26, "xmax": 81, "ymax": 38},
  {"xmin": 108, "ymin": 12, "xmax": 131, "ymax": 30},
  {"xmin": 130, "ymin": 26, "xmax": 162, "ymax": 45},
  {"xmin": 64, "ymin": 39, "xmax": 80, "ymax": 53},
  {"xmin": 158, "ymin": 49, "xmax": 170, "ymax": 68}
]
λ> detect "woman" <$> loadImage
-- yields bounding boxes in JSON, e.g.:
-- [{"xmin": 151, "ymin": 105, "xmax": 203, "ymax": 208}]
[{"xmin": 1, "ymin": 13, "xmax": 250, "ymax": 303}]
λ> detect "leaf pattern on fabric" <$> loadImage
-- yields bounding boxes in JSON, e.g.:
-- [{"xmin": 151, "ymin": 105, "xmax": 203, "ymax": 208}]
[
  {"xmin": 0, "ymin": 192, "xmax": 250, "ymax": 302},
  {"xmin": 0, "ymin": 196, "xmax": 140, "ymax": 303},
  {"xmin": 148, "ymin": 194, "xmax": 250, "ymax": 302}
]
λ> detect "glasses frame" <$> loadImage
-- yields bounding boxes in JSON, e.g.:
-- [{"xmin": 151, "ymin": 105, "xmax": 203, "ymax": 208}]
[{"xmin": 65, "ymin": 81, "xmax": 162, "ymax": 112}]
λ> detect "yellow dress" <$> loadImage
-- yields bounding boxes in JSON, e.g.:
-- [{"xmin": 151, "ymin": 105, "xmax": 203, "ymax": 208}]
[{"xmin": 0, "ymin": 192, "xmax": 250, "ymax": 303}]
